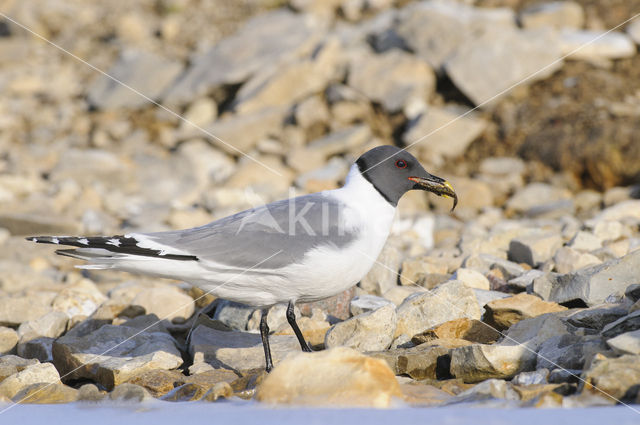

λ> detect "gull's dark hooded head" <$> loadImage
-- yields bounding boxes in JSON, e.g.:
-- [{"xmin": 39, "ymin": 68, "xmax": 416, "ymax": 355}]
[{"xmin": 355, "ymin": 145, "xmax": 457, "ymax": 209}]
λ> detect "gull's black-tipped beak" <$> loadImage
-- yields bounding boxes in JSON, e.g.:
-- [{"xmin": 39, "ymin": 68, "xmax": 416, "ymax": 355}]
[{"xmin": 409, "ymin": 175, "xmax": 458, "ymax": 211}]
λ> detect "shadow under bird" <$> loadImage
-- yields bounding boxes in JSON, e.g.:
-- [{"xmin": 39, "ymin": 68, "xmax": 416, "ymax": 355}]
[{"xmin": 28, "ymin": 145, "xmax": 457, "ymax": 372}]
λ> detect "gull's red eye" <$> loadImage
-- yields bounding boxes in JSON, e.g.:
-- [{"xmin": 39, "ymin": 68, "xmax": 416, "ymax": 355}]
[{"xmin": 395, "ymin": 159, "xmax": 408, "ymax": 169}]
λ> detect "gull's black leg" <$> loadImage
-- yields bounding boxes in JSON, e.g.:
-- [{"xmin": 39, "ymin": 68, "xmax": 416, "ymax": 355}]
[
  {"xmin": 287, "ymin": 300, "xmax": 312, "ymax": 352},
  {"xmin": 260, "ymin": 308, "xmax": 273, "ymax": 372}
]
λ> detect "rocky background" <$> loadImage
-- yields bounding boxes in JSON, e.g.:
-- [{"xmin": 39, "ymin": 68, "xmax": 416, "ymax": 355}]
[{"xmin": 0, "ymin": 0, "xmax": 639, "ymax": 408}]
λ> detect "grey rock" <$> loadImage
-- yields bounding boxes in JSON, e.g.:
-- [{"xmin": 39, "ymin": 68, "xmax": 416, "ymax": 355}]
[
  {"xmin": 109, "ymin": 383, "xmax": 153, "ymax": 402},
  {"xmin": 506, "ymin": 183, "xmax": 572, "ymax": 215},
  {"xmin": 464, "ymin": 254, "xmax": 527, "ymax": 279},
  {"xmin": 508, "ymin": 270, "xmax": 545, "ymax": 291},
  {"xmin": 189, "ymin": 325, "xmax": 298, "ymax": 372},
  {"xmin": 53, "ymin": 323, "xmax": 182, "ymax": 390},
  {"xmin": 536, "ymin": 334, "xmax": 608, "ymax": 370},
  {"xmin": 519, "ymin": 1, "xmax": 584, "ymax": 29},
  {"xmin": 472, "ymin": 289, "xmax": 509, "ymax": 309},
  {"xmin": 51, "ymin": 279, "xmax": 107, "ymax": 318},
  {"xmin": 606, "ymin": 329, "xmax": 640, "ymax": 355},
  {"xmin": 17, "ymin": 337, "xmax": 55, "ymax": 363},
  {"xmin": 602, "ymin": 310, "xmax": 640, "ymax": 338},
  {"xmin": 568, "ymin": 231, "xmax": 602, "ymax": 252},
  {"xmin": 512, "ymin": 369, "xmax": 549, "ymax": 386},
  {"xmin": 587, "ymin": 200, "xmax": 640, "ymax": 225},
  {"xmin": 501, "ymin": 313, "xmax": 575, "ymax": 350},
  {"xmin": 212, "ymin": 299, "xmax": 256, "ymax": 332},
  {"xmin": 395, "ymin": 280, "xmax": 481, "ymax": 337},
  {"xmin": 444, "ymin": 29, "xmax": 562, "ymax": 107},
  {"xmin": 548, "ymin": 368, "xmax": 581, "ymax": 384},
  {"xmin": 566, "ymin": 304, "xmax": 629, "ymax": 331},
  {"xmin": 177, "ymin": 106, "xmax": 288, "ymax": 154},
  {"xmin": 508, "ymin": 232, "xmax": 563, "ymax": 267},
  {"xmin": 0, "ymin": 326, "xmax": 18, "ymax": 354},
  {"xmin": 548, "ymin": 250, "xmax": 640, "ymax": 306},
  {"xmin": 625, "ymin": 284, "xmax": 640, "ymax": 302},
  {"xmin": 163, "ymin": 10, "xmax": 321, "ymax": 105},
  {"xmin": 370, "ymin": 343, "xmax": 450, "ymax": 380},
  {"xmin": 306, "ymin": 124, "xmax": 371, "ymax": 158},
  {"xmin": 403, "ymin": 106, "xmax": 487, "ymax": 160},
  {"xmin": 325, "ymin": 304, "xmax": 396, "ymax": 352},
  {"xmin": 359, "ymin": 239, "xmax": 402, "ymax": 295},
  {"xmin": 347, "ymin": 49, "xmax": 435, "ymax": 112},
  {"xmin": 450, "ymin": 344, "xmax": 536, "ymax": 383},
  {"xmin": 553, "ymin": 247, "xmax": 602, "ymax": 274},
  {"xmin": 558, "ymin": 29, "xmax": 636, "ymax": 60},
  {"xmin": 349, "ymin": 295, "xmax": 393, "ymax": 316},
  {"xmin": 396, "ymin": 0, "xmax": 515, "ymax": 70},
  {"xmin": 87, "ymin": 50, "xmax": 183, "ymax": 109}
]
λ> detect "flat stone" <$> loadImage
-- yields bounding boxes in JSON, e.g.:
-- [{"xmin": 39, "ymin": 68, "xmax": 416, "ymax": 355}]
[
  {"xmin": 548, "ymin": 250, "xmax": 640, "ymax": 306},
  {"xmin": 587, "ymin": 200, "xmax": 640, "ymax": 225},
  {"xmin": 51, "ymin": 279, "xmax": 107, "ymax": 318},
  {"xmin": 325, "ymin": 303, "xmax": 396, "ymax": 352},
  {"xmin": 348, "ymin": 49, "xmax": 435, "ymax": 112},
  {"xmin": 383, "ymin": 286, "xmax": 423, "ymax": 306},
  {"xmin": 399, "ymin": 257, "xmax": 448, "ymax": 287},
  {"xmin": 87, "ymin": 49, "xmax": 183, "ymax": 109},
  {"xmin": 131, "ymin": 286, "xmax": 195, "ymax": 322},
  {"xmin": 472, "ymin": 289, "xmax": 510, "ymax": 309},
  {"xmin": 559, "ymin": 29, "xmax": 636, "ymax": 60},
  {"xmin": 506, "ymin": 183, "xmax": 572, "ymax": 215},
  {"xmin": 553, "ymin": 247, "xmax": 602, "ymax": 274},
  {"xmin": 163, "ymin": 10, "xmax": 321, "ymax": 105},
  {"xmin": 565, "ymin": 304, "xmax": 628, "ymax": 331},
  {"xmin": 17, "ymin": 311, "xmax": 68, "ymax": 343},
  {"xmin": 0, "ymin": 292, "xmax": 54, "ymax": 327},
  {"xmin": 11, "ymin": 382, "xmax": 78, "ymax": 404},
  {"xmin": 484, "ymin": 293, "xmax": 567, "ymax": 331},
  {"xmin": 395, "ymin": 0, "xmax": 515, "ymax": 70},
  {"xmin": 189, "ymin": 325, "xmax": 299, "ymax": 372},
  {"xmin": 370, "ymin": 344, "xmax": 451, "ymax": 380},
  {"xmin": 536, "ymin": 334, "xmax": 608, "ymax": 370},
  {"xmin": 233, "ymin": 39, "xmax": 342, "ymax": 115},
  {"xmin": 395, "ymin": 280, "xmax": 481, "ymax": 338},
  {"xmin": 403, "ymin": 107, "xmax": 487, "ymax": 161},
  {"xmin": 602, "ymin": 310, "xmax": 640, "ymax": 338},
  {"xmin": 446, "ymin": 379, "xmax": 519, "ymax": 404},
  {"xmin": 306, "ymin": 124, "xmax": 371, "ymax": 158},
  {"xmin": 519, "ymin": 2, "xmax": 584, "ymax": 29},
  {"xmin": 444, "ymin": 29, "xmax": 562, "ymax": 107},
  {"xmin": 411, "ymin": 318, "xmax": 500, "ymax": 345},
  {"xmin": 508, "ymin": 270, "xmax": 545, "ymax": 291},
  {"xmin": 452, "ymin": 268, "xmax": 491, "ymax": 290},
  {"xmin": 177, "ymin": 106, "xmax": 288, "ymax": 155},
  {"xmin": 349, "ymin": 295, "xmax": 393, "ymax": 316},
  {"xmin": 607, "ymin": 329, "xmax": 640, "ymax": 355},
  {"xmin": 508, "ymin": 233, "xmax": 563, "ymax": 267},
  {"xmin": 581, "ymin": 354, "xmax": 640, "ymax": 400},
  {"xmin": 0, "ymin": 326, "xmax": 18, "ymax": 354},
  {"xmin": 0, "ymin": 362, "xmax": 60, "ymax": 399},
  {"xmin": 255, "ymin": 347, "xmax": 401, "ymax": 407},
  {"xmin": 568, "ymin": 231, "xmax": 603, "ymax": 252},
  {"xmin": 450, "ymin": 344, "xmax": 536, "ymax": 383},
  {"xmin": 501, "ymin": 313, "xmax": 575, "ymax": 350},
  {"xmin": 53, "ymin": 323, "xmax": 182, "ymax": 390}
]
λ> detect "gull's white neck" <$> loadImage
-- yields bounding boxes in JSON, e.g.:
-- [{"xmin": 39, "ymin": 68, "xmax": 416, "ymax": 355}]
[{"xmin": 327, "ymin": 164, "xmax": 396, "ymax": 232}]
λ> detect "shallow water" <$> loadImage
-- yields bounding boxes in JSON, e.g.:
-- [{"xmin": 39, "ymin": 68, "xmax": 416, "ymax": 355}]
[{"xmin": 2, "ymin": 401, "xmax": 640, "ymax": 425}]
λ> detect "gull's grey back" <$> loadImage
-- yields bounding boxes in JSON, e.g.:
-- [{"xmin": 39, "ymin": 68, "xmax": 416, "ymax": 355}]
[{"xmin": 142, "ymin": 193, "xmax": 358, "ymax": 269}]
